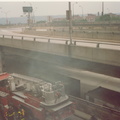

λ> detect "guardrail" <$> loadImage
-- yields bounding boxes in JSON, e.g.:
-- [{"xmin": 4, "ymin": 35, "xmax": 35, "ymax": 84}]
[{"xmin": 0, "ymin": 34, "xmax": 120, "ymax": 49}]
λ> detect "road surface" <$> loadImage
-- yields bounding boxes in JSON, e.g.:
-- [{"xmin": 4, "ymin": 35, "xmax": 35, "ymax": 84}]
[{"xmin": 0, "ymin": 27, "xmax": 120, "ymax": 50}]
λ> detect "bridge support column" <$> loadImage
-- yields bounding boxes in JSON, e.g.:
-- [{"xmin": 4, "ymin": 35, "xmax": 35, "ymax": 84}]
[{"xmin": 0, "ymin": 47, "xmax": 4, "ymax": 73}]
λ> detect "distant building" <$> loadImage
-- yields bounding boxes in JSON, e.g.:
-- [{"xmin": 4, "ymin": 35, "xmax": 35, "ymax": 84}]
[
  {"xmin": 108, "ymin": 13, "xmax": 117, "ymax": 17},
  {"xmin": 53, "ymin": 17, "xmax": 65, "ymax": 21},
  {"xmin": 73, "ymin": 15, "xmax": 82, "ymax": 20},
  {"xmin": 47, "ymin": 16, "xmax": 53, "ymax": 23},
  {"xmin": 86, "ymin": 14, "xmax": 97, "ymax": 22}
]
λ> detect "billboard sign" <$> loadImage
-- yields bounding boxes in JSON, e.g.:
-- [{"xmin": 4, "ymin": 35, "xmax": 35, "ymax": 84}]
[{"xmin": 23, "ymin": 7, "xmax": 33, "ymax": 13}]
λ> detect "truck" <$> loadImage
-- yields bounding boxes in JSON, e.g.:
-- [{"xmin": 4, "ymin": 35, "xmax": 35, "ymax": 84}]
[{"xmin": 0, "ymin": 72, "xmax": 73, "ymax": 120}]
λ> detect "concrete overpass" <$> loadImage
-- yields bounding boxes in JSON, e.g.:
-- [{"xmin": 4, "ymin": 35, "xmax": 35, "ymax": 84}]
[
  {"xmin": 0, "ymin": 34, "xmax": 120, "ymax": 67},
  {"xmin": 0, "ymin": 34, "xmax": 120, "ymax": 97}
]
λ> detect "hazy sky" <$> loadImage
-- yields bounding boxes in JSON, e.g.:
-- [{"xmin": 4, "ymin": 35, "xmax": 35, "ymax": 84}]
[{"xmin": 0, "ymin": 1, "xmax": 120, "ymax": 18}]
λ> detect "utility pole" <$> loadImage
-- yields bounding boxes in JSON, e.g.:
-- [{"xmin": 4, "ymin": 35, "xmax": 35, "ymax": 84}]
[
  {"xmin": 102, "ymin": 2, "xmax": 104, "ymax": 16},
  {"xmin": 73, "ymin": 3, "xmax": 74, "ymax": 19},
  {"xmin": 69, "ymin": 2, "xmax": 72, "ymax": 45}
]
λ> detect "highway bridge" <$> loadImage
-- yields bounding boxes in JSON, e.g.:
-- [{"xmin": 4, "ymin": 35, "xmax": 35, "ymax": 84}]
[
  {"xmin": 0, "ymin": 27, "xmax": 119, "ymax": 80},
  {"xmin": 0, "ymin": 28, "xmax": 120, "ymax": 119},
  {"xmin": 0, "ymin": 32, "xmax": 120, "ymax": 66},
  {"xmin": 0, "ymin": 28, "xmax": 119, "ymax": 92}
]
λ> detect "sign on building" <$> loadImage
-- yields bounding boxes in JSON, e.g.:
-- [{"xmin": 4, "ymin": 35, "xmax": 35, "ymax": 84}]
[{"xmin": 66, "ymin": 10, "xmax": 70, "ymax": 20}]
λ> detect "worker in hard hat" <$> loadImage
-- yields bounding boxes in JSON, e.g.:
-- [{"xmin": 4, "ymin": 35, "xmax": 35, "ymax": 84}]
[
  {"xmin": 17, "ymin": 106, "xmax": 25, "ymax": 120},
  {"xmin": 6, "ymin": 105, "xmax": 15, "ymax": 120}
]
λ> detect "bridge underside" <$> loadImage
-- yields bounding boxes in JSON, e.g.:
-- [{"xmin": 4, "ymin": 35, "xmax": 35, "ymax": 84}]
[{"xmin": 1, "ymin": 46, "xmax": 120, "ymax": 97}]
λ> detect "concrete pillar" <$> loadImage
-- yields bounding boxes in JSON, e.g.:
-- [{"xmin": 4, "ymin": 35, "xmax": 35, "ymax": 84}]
[{"xmin": 0, "ymin": 47, "xmax": 3, "ymax": 73}]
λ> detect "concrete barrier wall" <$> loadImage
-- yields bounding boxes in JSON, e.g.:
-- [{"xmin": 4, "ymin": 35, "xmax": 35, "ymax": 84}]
[
  {"xmin": 0, "ymin": 37, "xmax": 120, "ymax": 66},
  {"xmin": 71, "ymin": 46, "xmax": 120, "ymax": 66},
  {"xmin": 24, "ymin": 30, "xmax": 120, "ymax": 41}
]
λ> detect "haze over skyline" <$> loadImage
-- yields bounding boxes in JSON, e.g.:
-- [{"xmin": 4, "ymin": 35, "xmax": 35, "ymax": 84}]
[{"xmin": 0, "ymin": 1, "xmax": 120, "ymax": 18}]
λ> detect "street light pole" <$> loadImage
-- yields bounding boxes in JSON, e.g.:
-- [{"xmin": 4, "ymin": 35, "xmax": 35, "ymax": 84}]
[
  {"xmin": 1, "ymin": 11, "xmax": 9, "ymax": 24},
  {"xmin": 79, "ymin": 5, "xmax": 83, "ymax": 19},
  {"xmin": 72, "ymin": 3, "xmax": 74, "ymax": 19},
  {"xmin": 69, "ymin": 2, "xmax": 72, "ymax": 45},
  {"xmin": 72, "ymin": 2, "xmax": 78, "ymax": 20},
  {"xmin": 102, "ymin": 2, "xmax": 104, "ymax": 16},
  {"xmin": 107, "ymin": 8, "xmax": 110, "ymax": 14},
  {"xmin": 5, "ymin": 13, "xmax": 8, "ymax": 24}
]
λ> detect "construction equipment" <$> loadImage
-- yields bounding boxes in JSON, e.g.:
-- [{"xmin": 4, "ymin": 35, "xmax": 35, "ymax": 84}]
[{"xmin": 0, "ymin": 72, "xmax": 73, "ymax": 120}]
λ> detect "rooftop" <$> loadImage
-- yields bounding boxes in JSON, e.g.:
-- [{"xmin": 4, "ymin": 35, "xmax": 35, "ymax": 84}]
[{"xmin": 86, "ymin": 86, "xmax": 120, "ymax": 107}]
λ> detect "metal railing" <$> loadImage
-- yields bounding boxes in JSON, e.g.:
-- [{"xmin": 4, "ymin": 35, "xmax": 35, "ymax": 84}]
[{"xmin": 0, "ymin": 34, "xmax": 120, "ymax": 49}]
